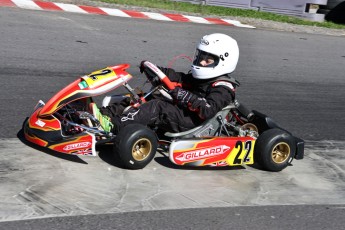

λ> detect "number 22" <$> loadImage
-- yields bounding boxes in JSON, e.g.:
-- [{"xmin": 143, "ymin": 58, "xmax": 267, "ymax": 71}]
[{"xmin": 233, "ymin": 141, "xmax": 252, "ymax": 164}]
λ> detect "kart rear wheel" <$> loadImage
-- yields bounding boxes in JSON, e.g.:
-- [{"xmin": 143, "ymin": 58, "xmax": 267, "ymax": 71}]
[
  {"xmin": 254, "ymin": 128, "xmax": 295, "ymax": 172},
  {"xmin": 114, "ymin": 124, "xmax": 157, "ymax": 169}
]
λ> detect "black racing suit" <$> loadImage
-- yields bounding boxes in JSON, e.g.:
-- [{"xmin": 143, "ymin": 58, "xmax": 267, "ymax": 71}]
[{"xmin": 101, "ymin": 67, "xmax": 238, "ymax": 134}]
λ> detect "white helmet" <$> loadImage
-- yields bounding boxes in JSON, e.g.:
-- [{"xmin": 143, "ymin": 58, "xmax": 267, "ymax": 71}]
[{"xmin": 191, "ymin": 33, "xmax": 239, "ymax": 79}]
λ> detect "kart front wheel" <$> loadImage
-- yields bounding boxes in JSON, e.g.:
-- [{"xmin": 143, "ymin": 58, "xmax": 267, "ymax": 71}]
[
  {"xmin": 254, "ymin": 128, "xmax": 295, "ymax": 172},
  {"xmin": 114, "ymin": 124, "xmax": 157, "ymax": 169}
]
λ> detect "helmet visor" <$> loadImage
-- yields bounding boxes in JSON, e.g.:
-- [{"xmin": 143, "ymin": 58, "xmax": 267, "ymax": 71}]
[{"xmin": 193, "ymin": 50, "xmax": 219, "ymax": 67}]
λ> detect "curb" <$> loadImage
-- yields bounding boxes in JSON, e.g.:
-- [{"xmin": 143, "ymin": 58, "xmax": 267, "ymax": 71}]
[{"xmin": 0, "ymin": 0, "xmax": 255, "ymax": 28}]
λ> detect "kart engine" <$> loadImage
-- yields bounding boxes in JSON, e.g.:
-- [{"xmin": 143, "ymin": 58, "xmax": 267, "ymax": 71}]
[{"xmin": 225, "ymin": 110, "xmax": 258, "ymax": 138}]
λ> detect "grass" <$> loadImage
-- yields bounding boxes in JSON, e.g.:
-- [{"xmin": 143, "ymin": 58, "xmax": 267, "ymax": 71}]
[{"xmin": 97, "ymin": 0, "xmax": 345, "ymax": 29}]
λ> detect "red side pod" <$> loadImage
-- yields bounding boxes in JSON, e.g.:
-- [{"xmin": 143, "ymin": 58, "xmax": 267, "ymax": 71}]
[
  {"xmin": 169, "ymin": 137, "xmax": 256, "ymax": 167},
  {"xmin": 49, "ymin": 134, "xmax": 96, "ymax": 156}
]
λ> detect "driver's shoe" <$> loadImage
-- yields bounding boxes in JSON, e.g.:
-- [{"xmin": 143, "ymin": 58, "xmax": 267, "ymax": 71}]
[{"xmin": 90, "ymin": 103, "xmax": 113, "ymax": 132}]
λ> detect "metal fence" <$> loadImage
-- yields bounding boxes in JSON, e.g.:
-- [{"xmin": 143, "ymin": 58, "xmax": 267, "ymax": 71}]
[{"xmin": 173, "ymin": 0, "xmax": 328, "ymax": 21}]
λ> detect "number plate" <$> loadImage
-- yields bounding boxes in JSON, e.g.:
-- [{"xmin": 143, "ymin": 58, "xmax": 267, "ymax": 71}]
[
  {"xmin": 226, "ymin": 140, "xmax": 255, "ymax": 166},
  {"xmin": 82, "ymin": 68, "xmax": 116, "ymax": 89}
]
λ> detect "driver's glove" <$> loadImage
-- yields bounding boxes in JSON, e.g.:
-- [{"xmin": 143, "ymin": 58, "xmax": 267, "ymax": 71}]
[
  {"xmin": 139, "ymin": 60, "xmax": 160, "ymax": 86},
  {"xmin": 169, "ymin": 87, "xmax": 197, "ymax": 108},
  {"xmin": 139, "ymin": 60, "xmax": 147, "ymax": 74}
]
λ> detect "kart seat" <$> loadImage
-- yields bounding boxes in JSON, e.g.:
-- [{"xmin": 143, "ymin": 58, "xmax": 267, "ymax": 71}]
[
  {"xmin": 164, "ymin": 104, "xmax": 236, "ymax": 138},
  {"xmin": 164, "ymin": 123, "xmax": 206, "ymax": 138}
]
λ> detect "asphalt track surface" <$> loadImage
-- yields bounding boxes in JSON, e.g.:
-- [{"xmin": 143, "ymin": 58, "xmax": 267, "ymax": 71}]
[{"xmin": 0, "ymin": 5, "xmax": 345, "ymax": 230}]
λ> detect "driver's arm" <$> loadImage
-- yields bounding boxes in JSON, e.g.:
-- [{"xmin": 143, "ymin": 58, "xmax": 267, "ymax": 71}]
[
  {"xmin": 189, "ymin": 84, "xmax": 235, "ymax": 120},
  {"xmin": 169, "ymin": 82, "xmax": 235, "ymax": 120}
]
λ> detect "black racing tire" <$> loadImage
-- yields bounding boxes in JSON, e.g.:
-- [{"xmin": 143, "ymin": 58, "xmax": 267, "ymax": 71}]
[
  {"xmin": 114, "ymin": 124, "xmax": 157, "ymax": 170},
  {"xmin": 254, "ymin": 128, "xmax": 296, "ymax": 172}
]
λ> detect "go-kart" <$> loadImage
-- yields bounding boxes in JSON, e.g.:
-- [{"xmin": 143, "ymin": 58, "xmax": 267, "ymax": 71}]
[{"xmin": 23, "ymin": 61, "xmax": 304, "ymax": 172}]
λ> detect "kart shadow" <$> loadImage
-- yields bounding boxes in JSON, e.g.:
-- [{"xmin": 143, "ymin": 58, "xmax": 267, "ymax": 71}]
[
  {"xmin": 154, "ymin": 156, "xmax": 245, "ymax": 171},
  {"xmin": 97, "ymin": 146, "xmax": 247, "ymax": 171},
  {"xmin": 17, "ymin": 126, "xmax": 88, "ymax": 164},
  {"xmin": 97, "ymin": 144, "xmax": 126, "ymax": 169}
]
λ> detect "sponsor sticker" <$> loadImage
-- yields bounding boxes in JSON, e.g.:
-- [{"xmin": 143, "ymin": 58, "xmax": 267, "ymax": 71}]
[
  {"xmin": 213, "ymin": 81, "xmax": 234, "ymax": 90},
  {"xmin": 200, "ymin": 38, "xmax": 209, "ymax": 45},
  {"xmin": 35, "ymin": 119, "xmax": 46, "ymax": 127},
  {"xmin": 78, "ymin": 81, "xmax": 88, "ymax": 89},
  {"xmin": 71, "ymin": 148, "xmax": 93, "ymax": 156},
  {"xmin": 145, "ymin": 62, "xmax": 160, "ymax": 73},
  {"xmin": 176, "ymin": 145, "xmax": 230, "ymax": 162},
  {"xmin": 63, "ymin": 142, "xmax": 91, "ymax": 151}
]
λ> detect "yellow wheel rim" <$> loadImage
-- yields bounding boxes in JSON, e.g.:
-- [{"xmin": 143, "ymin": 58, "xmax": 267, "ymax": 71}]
[
  {"xmin": 132, "ymin": 138, "xmax": 152, "ymax": 161},
  {"xmin": 271, "ymin": 142, "xmax": 290, "ymax": 164}
]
